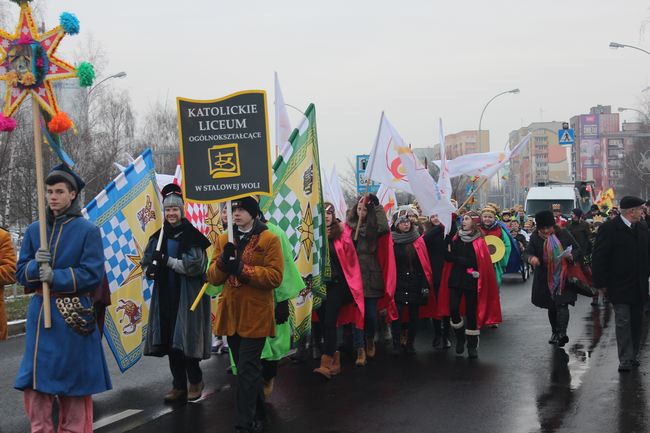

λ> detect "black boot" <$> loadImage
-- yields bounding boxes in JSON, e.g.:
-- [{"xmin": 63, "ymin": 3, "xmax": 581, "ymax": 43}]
[
  {"xmin": 432, "ymin": 320, "xmax": 442, "ymax": 349},
  {"xmin": 391, "ymin": 336, "xmax": 402, "ymax": 356},
  {"xmin": 548, "ymin": 329, "xmax": 559, "ymax": 345},
  {"xmin": 441, "ymin": 318, "xmax": 452, "ymax": 349},
  {"xmin": 451, "ymin": 319, "xmax": 465, "ymax": 356},
  {"xmin": 466, "ymin": 331, "xmax": 479, "ymax": 359},
  {"xmin": 556, "ymin": 305, "xmax": 570, "ymax": 347},
  {"xmin": 406, "ymin": 334, "xmax": 416, "ymax": 354}
]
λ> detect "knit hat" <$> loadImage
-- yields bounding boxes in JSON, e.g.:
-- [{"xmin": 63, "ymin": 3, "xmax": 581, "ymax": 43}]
[
  {"xmin": 620, "ymin": 196, "xmax": 645, "ymax": 210},
  {"xmin": 231, "ymin": 196, "xmax": 260, "ymax": 218},
  {"xmin": 46, "ymin": 164, "xmax": 85, "ymax": 192},
  {"xmin": 535, "ymin": 210, "xmax": 555, "ymax": 229},
  {"xmin": 571, "ymin": 208, "xmax": 583, "ymax": 218}
]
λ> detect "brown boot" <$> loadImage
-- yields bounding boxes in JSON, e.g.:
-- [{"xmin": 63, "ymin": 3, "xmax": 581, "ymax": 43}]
[
  {"xmin": 313, "ymin": 354, "xmax": 334, "ymax": 379},
  {"xmin": 355, "ymin": 348, "xmax": 367, "ymax": 367},
  {"xmin": 263, "ymin": 378, "xmax": 275, "ymax": 398},
  {"xmin": 329, "ymin": 351, "xmax": 341, "ymax": 376},
  {"xmin": 164, "ymin": 388, "xmax": 187, "ymax": 403},
  {"xmin": 187, "ymin": 381, "xmax": 204, "ymax": 401},
  {"xmin": 366, "ymin": 338, "xmax": 376, "ymax": 358}
]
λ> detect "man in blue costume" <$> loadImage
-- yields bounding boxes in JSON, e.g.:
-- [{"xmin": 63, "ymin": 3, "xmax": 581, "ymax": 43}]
[{"xmin": 15, "ymin": 164, "xmax": 111, "ymax": 433}]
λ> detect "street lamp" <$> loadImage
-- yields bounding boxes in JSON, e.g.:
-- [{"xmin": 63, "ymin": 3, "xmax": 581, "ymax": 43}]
[
  {"xmin": 87, "ymin": 71, "xmax": 127, "ymax": 96},
  {"xmin": 609, "ymin": 42, "xmax": 650, "ymax": 55},
  {"xmin": 617, "ymin": 106, "xmax": 650, "ymax": 123},
  {"xmin": 477, "ymin": 88, "xmax": 519, "ymax": 207},
  {"xmin": 478, "ymin": 88, "xmax": 520, "ymax": 151}
]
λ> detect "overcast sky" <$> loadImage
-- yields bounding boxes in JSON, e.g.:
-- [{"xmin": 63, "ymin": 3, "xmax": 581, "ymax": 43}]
[{"xmin": 28, "ymin": 0, "xmax": 650, "ymax": 174}]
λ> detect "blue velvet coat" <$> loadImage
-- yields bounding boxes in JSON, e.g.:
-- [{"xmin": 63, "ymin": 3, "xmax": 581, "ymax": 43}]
[{"xmin": 14, "ymin": 209, "xmax": 112, "ymax": 396}]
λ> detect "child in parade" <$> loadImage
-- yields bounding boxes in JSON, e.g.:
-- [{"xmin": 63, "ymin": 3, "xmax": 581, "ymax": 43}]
[
  {"xmin": 525, "ymin": 210, "xmax": 581, "ymax": 347},
  {"xmin": 391, "ymin": 213, "xmax": 435, "ymax": 354},
  {"xmin": 313, "ymin": 203, "xmax": 364, "ymax": 378},
  {"xmin": 346, "ymin": 194, "xmax": 395, "ymax": 366},
  {"xmin": 437, "ymin": 212, "xmax": 502, "ymax": 358},
  {"xmin": 142, "ymin": 183, "xmax": 212, "ymax": 402},
  {"xmin": 479, "ymin": 206, "xmax": 512, "ymax": 288},
  {"xmin": 207, "ymin": 196, "xmax": 283, "ymax": 433},
  {"xmin": 423, "ymin": 213, "xmax": 453, "ymax": 349}
]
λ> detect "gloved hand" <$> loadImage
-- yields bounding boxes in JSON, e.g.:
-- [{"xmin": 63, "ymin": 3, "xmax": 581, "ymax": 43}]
[
  {"xmin": 221, "ymin": 242, "xmax": 240, "ymax": 275},
  {"xmin": 275, "ymin": 300, "xmax": 290, "ymax": 324},
  {"xmin": 35, "ymin": 248, "xmax": 51, "ymax": 264},
  {"xmin": 145, "ymin": 264, "xmax": 158, "ymax": 280},
  {"xmin": 366, "ymin": 194, "xmax": 379, "ymax": 208},
  {"xmin": 39, "ymin": 263, "xmax": 54, "ymax": 284},
  {"xmin": 153, "ymin": 250, "xmax": 169, "ymax": 266},
  {"xmin": 471, "ymin": 271, "xmax": 480, "ymax": 279}
]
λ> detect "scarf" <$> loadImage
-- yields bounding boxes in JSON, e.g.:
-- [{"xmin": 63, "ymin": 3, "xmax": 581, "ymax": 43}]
[
  {"xmin": 458, "ymin": 229, "xmax": 481, "ymax": 243},
  {"xmin": 543, "ymin": 233, "xmax": 568, "ymax": 296},
  {"xmin": 392, "ymin": 227, "xmax": 420, "ymax": 245}
]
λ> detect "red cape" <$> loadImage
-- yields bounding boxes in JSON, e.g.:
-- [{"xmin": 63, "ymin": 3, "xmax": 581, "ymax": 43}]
[
  {"xmin": 376, "ymin": 229, "xmax": 398, "ymax": 322},
  {"xmin": 437, "ymin": 236, "xmax": 502, "ymax": 328},
  {"xmin": 335, "ymin": 225, "xmax": 365, "ymax": 329}
]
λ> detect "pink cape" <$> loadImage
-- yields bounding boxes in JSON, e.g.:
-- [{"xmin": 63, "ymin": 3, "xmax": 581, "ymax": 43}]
[
  {"xmin": 436, "ymin": 236, "xmax": 502, "ymax": 328},
  {"xmin": 335, "ymin": 226, "xmax": 365, "ymax": 329},
  {"xmin": 375, "ymin": 229, "xmax": 398, "ymax": 323}
]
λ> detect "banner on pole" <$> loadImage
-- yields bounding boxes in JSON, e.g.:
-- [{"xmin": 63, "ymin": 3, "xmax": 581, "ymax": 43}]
[{"xmin": 176, "ymin": 90, "xmax": 272, "ymax": 203}]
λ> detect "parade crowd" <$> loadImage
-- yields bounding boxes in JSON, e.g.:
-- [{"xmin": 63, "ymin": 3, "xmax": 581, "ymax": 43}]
[{"xmin": 1, "ymin": 164, "xmax": 650, "ymax": 433}]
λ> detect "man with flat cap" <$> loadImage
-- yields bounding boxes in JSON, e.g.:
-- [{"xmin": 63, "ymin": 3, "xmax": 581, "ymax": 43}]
[
  {"xmin": 15, "ymin": 164, "xmax": 111, "ymax": 432},
  {"xmin": 592, "ymin": 196, "xmax": 650, "ymax": 372}
]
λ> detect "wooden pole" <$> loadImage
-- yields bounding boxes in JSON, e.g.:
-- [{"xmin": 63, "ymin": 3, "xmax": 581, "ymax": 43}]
[
  {"xmin": 457, "ymin": 177, "xmax": 489, "ymax": 211},
  {"xmin": 354, "ymin": 183, "xmax": 370, "ymax": 241},
  {"xmin": 191, "ymin": 200, "xmax": 233, "ymax": 312},
  {"xmin": 32, "ymin": 99, "xmax": 51, "ymax": 328}
]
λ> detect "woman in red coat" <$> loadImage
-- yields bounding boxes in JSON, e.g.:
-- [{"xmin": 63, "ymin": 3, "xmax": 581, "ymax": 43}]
[{"xmin": 438, "ymin": 211, "xmax": 501, "ymax": 359}]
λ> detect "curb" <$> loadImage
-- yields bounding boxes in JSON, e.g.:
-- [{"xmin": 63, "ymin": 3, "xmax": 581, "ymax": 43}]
[{"xmin": 8, "ymin": 319, "xmax": 26, "ymax": 337}]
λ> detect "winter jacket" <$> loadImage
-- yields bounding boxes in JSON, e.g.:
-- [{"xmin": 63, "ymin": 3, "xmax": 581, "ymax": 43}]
[
  {"xmin": 207, "ymin": 220, "xmax": 283, "ymax": 338},
  {"xmin": 423, "ymin": 225, "xmax": 446, "ymax": 292},
  {"xmin": 567, "ymin": 220, "xmax": 592, "ymax": 260},
  {"xmin": 525, "ymin": 228, "xmax": 580, "ymax": 309},
  {"xmin": 348, "ymin": 206, "xmax": 390, "ymax": 298},
  {"xmin": 592, "ymin": 216, "xmax": 650, "ymax": 305}
]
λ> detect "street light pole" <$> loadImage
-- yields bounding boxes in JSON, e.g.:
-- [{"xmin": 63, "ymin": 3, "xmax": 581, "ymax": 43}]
[
  {"xmin": 477, "ymin": 88, "xmax": 520, "ymax": 206},
  {"xmin": 609, "ymin": 42, "xmax": 650, "ymax": 56},
  {"xmin": 618, "ymin": 107, "xmax": 650, "ymax": 123},
  {"xmin": 87, "ymin": 71, "xmax": 127, "ymax": 97}
]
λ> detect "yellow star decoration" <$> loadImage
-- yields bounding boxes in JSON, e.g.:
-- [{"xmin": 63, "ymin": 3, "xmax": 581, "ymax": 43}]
[
  {"xmin": 0, "ymin": 3, "xmax": 76, "ymax": 117},
  {"xmin": 297, "ymin": 203, "xmax": 314, "ymax": 261},
  {"xmin": 204, "ymin": 203, "xmax": 224, "ymax": 245},
  {"xmin": 123, "ymin": 239, "xmax": 145, "ymax": 287}
]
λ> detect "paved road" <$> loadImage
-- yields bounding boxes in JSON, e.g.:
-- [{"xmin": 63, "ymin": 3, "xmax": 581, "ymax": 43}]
[{"xmin": 1, "ymin": 275, "xmax": 648, "ymax": 433}]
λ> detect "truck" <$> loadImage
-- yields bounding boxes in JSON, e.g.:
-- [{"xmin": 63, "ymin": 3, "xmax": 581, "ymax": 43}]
[{"xmin": 524, "ymin": 181, "xmax": 594, "ymax": 218}]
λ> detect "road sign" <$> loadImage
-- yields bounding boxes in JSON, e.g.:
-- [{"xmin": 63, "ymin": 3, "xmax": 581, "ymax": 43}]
[
  {"xmin": 558, "ymin": 129, "xmax": 575, "ymax": 146},
  {"xmin": 356, "ymin": 154, "xmax": 380, "ymax": 194}
]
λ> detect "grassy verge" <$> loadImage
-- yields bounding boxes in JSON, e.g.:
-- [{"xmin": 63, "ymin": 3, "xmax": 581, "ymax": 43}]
[{"xmin": 4, "ymin": 285, "xmax": 30, "ymax": 322}]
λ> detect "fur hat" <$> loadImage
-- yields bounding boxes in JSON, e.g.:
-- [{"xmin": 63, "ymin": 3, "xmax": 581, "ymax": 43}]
[{"xmin": 535, "ymin": 210, "xmax": 555, "ymax": 229}]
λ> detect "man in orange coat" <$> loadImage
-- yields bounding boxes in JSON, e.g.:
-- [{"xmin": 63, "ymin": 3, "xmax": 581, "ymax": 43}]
[
  {"xmin": 0, "ymin": 226, "xmax": 16, "ymax": 340},
  {"xmin": 207, "ymin": 196, "xmax": 283, "ymax": 433}
]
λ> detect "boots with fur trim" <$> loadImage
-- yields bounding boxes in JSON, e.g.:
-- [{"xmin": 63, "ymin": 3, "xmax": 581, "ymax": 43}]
[
  {"xmin": 451, "ymin": 318, "xmax": 465, "ymax": 356},
  {"xmin": 466, "ymin": 329, "xmax": 480, "ymax": 359}
]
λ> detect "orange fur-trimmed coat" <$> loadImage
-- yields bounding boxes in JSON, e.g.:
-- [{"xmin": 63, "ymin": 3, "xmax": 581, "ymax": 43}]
[
  {"xmin": 207, "ymin": 222, "xmax": 284, "ymax": 338},
  {"xmin": 0, "ymin": 228, "xmax": 16, "ymax": 340}
]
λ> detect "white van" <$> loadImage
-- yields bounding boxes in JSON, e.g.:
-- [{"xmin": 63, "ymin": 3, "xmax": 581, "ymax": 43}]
[{"xmin": 524, "ymin": 184, "xmax": 580, "ymax": 218}]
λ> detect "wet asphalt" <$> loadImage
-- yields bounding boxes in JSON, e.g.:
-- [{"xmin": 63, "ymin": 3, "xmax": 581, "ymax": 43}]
[{"xmin": 1, "ymin": 274, "xmax": 649, "ymax": 433}]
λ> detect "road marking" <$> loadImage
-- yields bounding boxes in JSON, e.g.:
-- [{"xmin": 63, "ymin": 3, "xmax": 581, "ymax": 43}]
[{"xmin": 93, "ymin": 409, "xmax": 142, "ymax": 430}]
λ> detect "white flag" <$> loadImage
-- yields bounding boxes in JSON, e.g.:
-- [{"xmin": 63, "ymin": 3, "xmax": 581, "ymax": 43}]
[
  {"xmin": 437, "ymin": 118, "xmax": 452, "ymax": 198},
  {"xmin": 377, "ymin": 183, "xmax": 397, "ymax": 221},
  {"xmin": 364, "ymin": 113, "xmax": 413, "ymax": 193},
  {"xmin": 274, "ymin": 71, "xmax": 292, "ymax": 159},
  {"xmin": 480, "ymin": 133, "xmax": 531, "ymax": 179},
  {"xmin": 323, "ymin": 165, "xmax": 348, "ymax": 221}
]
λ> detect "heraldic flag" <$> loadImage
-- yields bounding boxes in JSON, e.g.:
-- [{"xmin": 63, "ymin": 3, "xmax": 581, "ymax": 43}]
[
  {"xmin": 83, "ymin": 149, "xmax": 162, "ymax": 372},
  {"xmin": 260, "ymin": 103, "xmax": 330, "ymax": 344}
]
